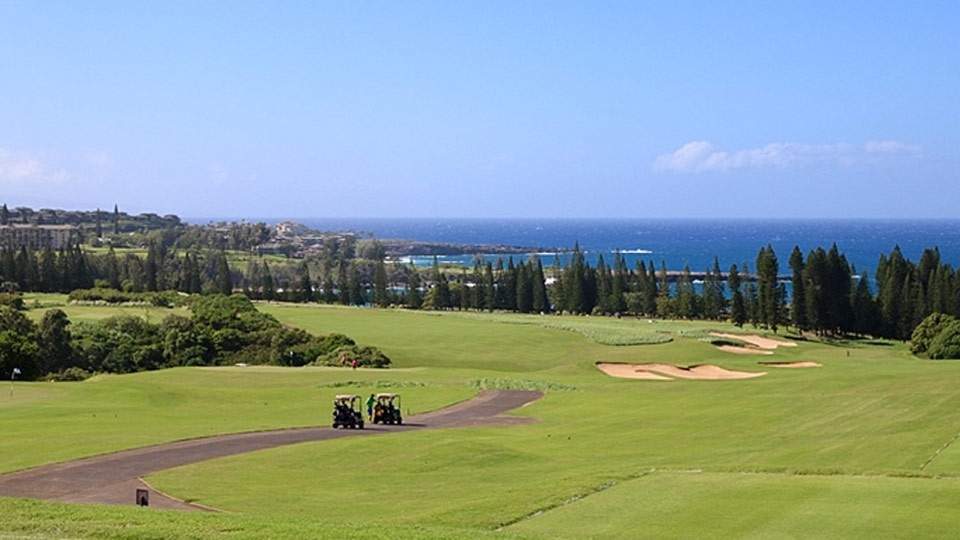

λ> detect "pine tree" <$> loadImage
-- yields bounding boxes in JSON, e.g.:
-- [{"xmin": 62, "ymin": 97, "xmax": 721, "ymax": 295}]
[
  {"xmin": 850, "ymin": 269, "xmax": 879, "ymax": 336},
  {"xmin": 804, "ymin": 248, "xmax": 827, "ymax": 335},
  {"xmin": 656, "ymin": 260, "xmax": 672, "ymax": 317},
  {"xmin": 144, "ymin": 244, "xmax": 158, "ymax": 292},
  {"xmin": 406, "ymin": 265, "xmax": 423, "ymax": 309},
  {"xmin": 337, "ymin": 257, "xmax": 350, "ymax": 305},
  {"xmin": 187, "ymin": 253, "xmax": 202, "ymax": 294},
  {"xmin": 565, "ymin": 243, "xmax": 587, "ymax": 314},
  {"xmin": 38, "ymin": 308, "xmax": 73, "ymax": 374},
  {"xmin": 642, "ymin": 260, "xmax": 658, "ymax": 315},
  {"xmin": 502, "ymin": 257, "xmax": 518, "ymax": 311},
  {"xmin": 39, "ymin": 246, "xmax": 59, "ymax": 292},
  {"xmin": 261, "ymin": 262, "xmax": 275, "ymax": 301},
  {"xmin": 429, "ymin": 256, "xmax": 449, "ymax": 310},
  {"xmin": 611, "ymin": 250, "xmax": 628, "ymax": 314},
  {"xmin": 728, "ymin": 263, "xmax": 746, "ymax": 327},
  {"xmin": 322, "ymin": 273, "xmax": 337, "ymax": 303},
  {"xmin": 15, "ymin": 247, "xmax": 36, "ymax": 291},
  {"xmin": 595, "ymin": 254, "xmax": 611, "ymax": 314},
  {"xmin": 755, "ymin": 246, "xmax": 781, "ymax": 331},
  {"xmin": 297, "ymin": 262, "xmax": 313, "ymax": 303},
  {"xmin": 216, "ymin": 252, "xmax": 232, "ymax": 295},
  {"xmin": 459, "ymin": 270, "xmax": 471, "ymax": 311},
  {"xmin": 789, "ymin": 246, "xmax": 807, "ymax": 332},
  {"xmin": 532, "ymin": 257, "xmax": 549, "ymax": 313},
  {"xmin": 245, "ymin": 259, "xmax": 261, "ymax": 299},
  {"xmin": 701, "ymin": 257, "xmax": 724, "ymax": 321},
  {"xmin": 877, "ymin": 246, "xmax": 908, "ymax": 338},
  {"xmin": 347, "ymin": 261, "xmax": 364, "ymax": 306},
  {"xmin": 516, "ymin": 261, "xmax": 533, "ymax": 313},
  {"xmin": 550, "ymin": 256, "xmax": 564, "ymax": 313},
  {"xmin": 471, "ymin": 257, "xmax": 486, "ymax": 311},
  {"xmin": 373, "ymin": 258, "xmax": 388, "ymax": 307},
  {"xmin": 484, "ymin": 262, "xmax": 495, "ymax": 312},
  {"xmin": 105, "ymin": 246, "xmax": 120, "ymax": 290}
]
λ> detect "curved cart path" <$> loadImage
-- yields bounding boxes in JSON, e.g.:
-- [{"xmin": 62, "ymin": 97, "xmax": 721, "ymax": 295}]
[{"xmin": 0, "ymin": 390, "xmax": 542, "ymax": 510}]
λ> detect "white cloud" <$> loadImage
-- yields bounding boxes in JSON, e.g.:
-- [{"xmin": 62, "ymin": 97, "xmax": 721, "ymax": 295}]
[
  {"xmin": 0, "ymin": 148, "xmax": 70, "ymax": 184},
  {"xmin": 864, "ymin": 140, "xmax": 922, "ymax": 155},
  {"xmin": 653, "ymin": 140, "xmax": 921, "ymax": 173}
]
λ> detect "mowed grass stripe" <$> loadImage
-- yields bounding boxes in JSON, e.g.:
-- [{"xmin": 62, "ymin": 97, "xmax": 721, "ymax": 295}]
[{"xmin": 508, "ymin": 470, "xmax": 960, "ymax": 539}]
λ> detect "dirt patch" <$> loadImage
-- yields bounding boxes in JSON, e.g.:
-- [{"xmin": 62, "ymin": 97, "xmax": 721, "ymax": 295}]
[
  {"xmin": 596, "ymin": 362, "xmax": 765, "ymax": 380},
  {"xmin": 709, "ymin": 332, "xmax": 798, "ymax": 350},
  {"xmin": 759, "ymin": 361, "xmax": 821, "ymax": 368}
]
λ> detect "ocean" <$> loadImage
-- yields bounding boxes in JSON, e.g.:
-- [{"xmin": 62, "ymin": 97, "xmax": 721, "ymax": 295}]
[{"xmin": 201, "ymin": 218, "xmax": 960, "ymax": 275}]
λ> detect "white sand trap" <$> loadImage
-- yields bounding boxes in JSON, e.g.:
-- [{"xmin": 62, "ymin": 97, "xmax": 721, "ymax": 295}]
[
  {"xmin": 710, "ymin": 332, "xmax": 798, "ymax": 350},
  {"xmin": 759, "ymin": 361, "xmax": 821, "ymax": 368},
  {"xmin": 596, "ymin": 362, "xmax": 765, "ymax": 380},
  {"xmin": 595, "ymin": 363, "xmax": 673, "ymax": 380},
  {"xmin": 717, "ymin": 345, "xmax": 774, "ymax": 355}
]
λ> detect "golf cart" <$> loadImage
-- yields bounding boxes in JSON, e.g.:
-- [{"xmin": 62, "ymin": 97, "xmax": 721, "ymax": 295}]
[
  {"xmin": 332, "ymin": 394, "xmax": 364, "ymax": 429},
  {"xmin": 372, "ymin": 393, "xmax": 402, "ymax": 425}
]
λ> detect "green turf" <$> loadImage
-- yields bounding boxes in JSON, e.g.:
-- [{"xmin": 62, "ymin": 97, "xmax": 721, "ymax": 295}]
[
  {"xmin": 0, "ymin": 367, "xmax": 473, "ymax": 474},
  {"xmin": 508, "ymin": 471, "xmax": 960, "ymax": 539},
  {"xmin": 5, "ymin": 303, "xmax": 960, "ymax": 538}
]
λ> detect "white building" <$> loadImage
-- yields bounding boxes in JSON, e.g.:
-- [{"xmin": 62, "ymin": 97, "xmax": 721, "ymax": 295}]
[{"xmin": 0, "ymin": 224, "xmax": 77, "ymax": 251}]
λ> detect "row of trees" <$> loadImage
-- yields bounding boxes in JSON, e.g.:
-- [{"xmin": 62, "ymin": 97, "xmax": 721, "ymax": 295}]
[
  {"xmin": 4, "ymin": 234, "xmax": 960, "ymax": 347},
  {"xmin": 0, "ymin": 294, "xmax": 390, "ymax": 381}
]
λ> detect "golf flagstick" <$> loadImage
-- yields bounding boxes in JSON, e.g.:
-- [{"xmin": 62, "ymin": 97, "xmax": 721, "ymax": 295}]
[{"xmin": 10, "ymin": 367, "xmax": 20, "ymax": 397}]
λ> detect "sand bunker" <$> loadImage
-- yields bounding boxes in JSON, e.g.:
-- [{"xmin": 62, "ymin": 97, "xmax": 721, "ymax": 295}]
[
  {"xmin": 596, "ymin": 362, "xmax": 765, "ymax": 380},
  {"xmin": 716, "ymin": 345, "xmax": 774, "ymax": 355},
  {"xmin": 595, "ymin": 363, "xmax": 673, "ymax": 380},
  {"xmin": 759, "ymin": 361, "xmax": 821, "ymax": 368},
  {"xmin": 710, "ymin": 332, "xmax": 799, "ymax": 351}
]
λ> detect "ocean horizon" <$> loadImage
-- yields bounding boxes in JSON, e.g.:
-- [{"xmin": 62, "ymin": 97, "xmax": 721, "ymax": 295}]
[{"xmin": 185, "ymin": 217, "xmax": 960, "ymax": 275}]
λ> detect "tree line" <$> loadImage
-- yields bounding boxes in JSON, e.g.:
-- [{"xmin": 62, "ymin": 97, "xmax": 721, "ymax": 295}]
[
  {"xmin": 3, "ymin": 234, "xmax": 960, "ymax": 355},
  {"xmin": 0, "ymin": 294, "xmax": 390, "ymax": 382}
]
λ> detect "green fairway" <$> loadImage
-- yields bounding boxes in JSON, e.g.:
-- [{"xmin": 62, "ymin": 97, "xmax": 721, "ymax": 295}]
[
  {"xmin": 4, "ymin": 303, "xmax": 960, "ymax": 538},
  {"xmin": 0, "ymin": 366, "xmax": 474, "ymax": 474}
]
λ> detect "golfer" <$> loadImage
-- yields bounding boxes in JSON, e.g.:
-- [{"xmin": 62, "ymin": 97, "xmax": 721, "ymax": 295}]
[{"xmin": 366, "ymin": 393, "xmax": 376, "ymax": 421}]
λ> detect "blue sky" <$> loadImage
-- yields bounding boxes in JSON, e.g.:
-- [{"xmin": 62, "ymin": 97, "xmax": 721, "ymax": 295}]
[{"xmin": 1, "ymin": 1, "xmax": 957, "ymax": 219}]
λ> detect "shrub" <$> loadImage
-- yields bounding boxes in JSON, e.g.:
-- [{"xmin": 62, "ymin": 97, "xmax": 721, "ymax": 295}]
[
  {"xmin": 0, "ymin": 293, "xmax": 24, "ymax": 310},
  {"xmin": 911, "ymin": 313, "xmax": 957, "ymax": 356},
  {"xmin": 44, "ymin": 367, "xmax": 93, "ymax": 382},
  {"xmin": 929, "ymin": 320, "xmax": 960, "ymax": 360},
  {"xmin": 315, "ymin": 344, "xmax": 391, "ymax": 368}
]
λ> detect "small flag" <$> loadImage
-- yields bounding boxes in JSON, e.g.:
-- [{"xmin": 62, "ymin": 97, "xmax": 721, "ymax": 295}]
[{"xmin": 12, "ymin": 368, "xmax": 20, "ymax": 375}]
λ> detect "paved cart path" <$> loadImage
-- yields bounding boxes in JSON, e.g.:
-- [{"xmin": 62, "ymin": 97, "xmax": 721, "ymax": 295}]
[{"xmin": 0, "ymin": 390, "xmax": 542, "ymax": 510}]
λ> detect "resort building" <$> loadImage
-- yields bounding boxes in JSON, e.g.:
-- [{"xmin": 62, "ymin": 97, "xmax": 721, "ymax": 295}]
[{"xmin": 0, "ymin": 224, "xmax": 78, "ymax": 251}]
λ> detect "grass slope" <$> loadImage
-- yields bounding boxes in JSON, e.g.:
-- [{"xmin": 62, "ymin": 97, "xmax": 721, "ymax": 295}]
[{"xmin": 4, "ymin": 303, "xmax": 960, "ymax": 538}]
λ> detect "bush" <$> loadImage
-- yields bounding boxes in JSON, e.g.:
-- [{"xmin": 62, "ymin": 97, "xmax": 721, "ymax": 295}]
[
  {"xmin": 44, "ymin": 367, "xmax": 93, "ymax": 382},
  {"xmin": 929, "ymin": 320, "xmax": 960, "ymax": 360},
  {"xmin": 911, "ymin": 313, "xmax": 957, "ymax": 356},
  {"xmin": 67, "ymin": 288, "xmax": 186, "ymax": 307},
  {"xmin": 315, "ymin": 344, "xmax": 391, "ymax": 368},
  {"xmin": 0, "ymin": 293, "xmax": 24, "ymax": 310}
]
